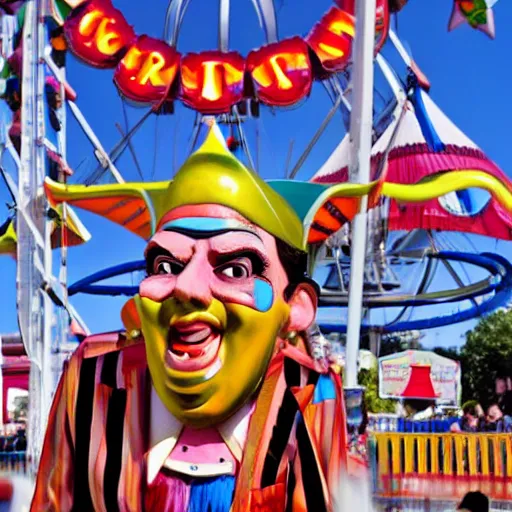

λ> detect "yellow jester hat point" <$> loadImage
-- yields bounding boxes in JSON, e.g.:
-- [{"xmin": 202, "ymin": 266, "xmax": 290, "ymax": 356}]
[
  {"xmin": 0, "ymin": 217, "xmax": 16, "ymax": 257},
  {"xmin": 0, "ymin": 205, "xmax": 91, "ymax": 258},
  {"xmin": 43, "ymin": 121, "xmax": 512, "ymax": 251}
]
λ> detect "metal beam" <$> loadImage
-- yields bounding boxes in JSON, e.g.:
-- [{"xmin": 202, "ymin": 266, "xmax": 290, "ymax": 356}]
[{"xmin": 344, "ymin": 0, "xmax": 377, "ymax": 389}]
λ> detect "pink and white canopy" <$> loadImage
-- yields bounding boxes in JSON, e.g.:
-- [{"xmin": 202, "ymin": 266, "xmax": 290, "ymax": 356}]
[{"xmin": 312, "ymin": 89, "xmax": 512, "ymax": 240}]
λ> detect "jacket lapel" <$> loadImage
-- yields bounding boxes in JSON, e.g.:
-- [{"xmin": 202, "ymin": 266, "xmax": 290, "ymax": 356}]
[
  {"xmin": 231, "ymin": 350, "xmax": 287, "ymax": 512},
  {"xmin": 117, "ymin": 343, "xmax": 150, "ymax": 512}
]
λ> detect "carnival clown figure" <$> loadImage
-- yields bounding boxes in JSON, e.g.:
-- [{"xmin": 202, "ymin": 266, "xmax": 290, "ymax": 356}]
[
  {"xmin": 31, "ymin": 122, "xmax": 358, "ymax": 512},
  {"xmin": 30, "ymin": 121, "xmax": 512, "ymax": 512}
]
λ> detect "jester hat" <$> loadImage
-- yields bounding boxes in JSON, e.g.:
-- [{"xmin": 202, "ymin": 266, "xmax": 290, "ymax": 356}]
[
  {"xmin": 44, "ymin": 122, "xmax": 364, "ymax": 251},
  {"xmin": 44, "ymin": 121, "xmax": 512, "ymax": 255}
]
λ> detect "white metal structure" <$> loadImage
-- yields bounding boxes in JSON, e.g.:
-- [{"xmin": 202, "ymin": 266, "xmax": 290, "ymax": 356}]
[
  {"xmin": 344, "ymin": 0, "xmax": 377, "ymax": 388},
  {"xmin": 6, "ymin": 0, "xmax": 96, "ymax": 470},
  {"xmin": 17, "ymin": 0, "xmax": 57, "ymax": 470}
]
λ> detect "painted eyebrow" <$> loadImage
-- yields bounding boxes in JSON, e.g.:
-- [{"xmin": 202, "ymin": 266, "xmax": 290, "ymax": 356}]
[
  {"xmin": 210, "ymin": 248, "xmax": 270, "ymax": 268},
  {"xmin": 145, "ymin": 244, "xmax": 188, "ymax": 265}
]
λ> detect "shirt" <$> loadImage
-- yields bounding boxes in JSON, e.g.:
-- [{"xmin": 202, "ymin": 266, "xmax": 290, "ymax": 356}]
[
  {"xmin": 146, "ymin": 386, "xmax": 255, "ymax": 483},
  {"xmin": 31, "ymin": 334, "xmax": 349, "ymax": 512}
]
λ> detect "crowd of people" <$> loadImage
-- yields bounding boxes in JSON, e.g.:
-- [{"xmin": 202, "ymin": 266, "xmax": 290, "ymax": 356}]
[{"xmin": 451, "ymin": 376, "xmax": 512, "ymax": 433}]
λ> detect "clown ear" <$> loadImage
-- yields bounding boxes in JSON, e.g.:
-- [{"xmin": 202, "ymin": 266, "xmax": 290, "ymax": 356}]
[
  {"xmin": 121, "ymin": 297, "xmax": 141, "ymax": 333},
  {"xmin": 44, "ymin": 177, "xmax": 170, "ymax": 240},
  {"xmin": 267, "ymin": 180, "xmax": 373, "ymax": 248}
]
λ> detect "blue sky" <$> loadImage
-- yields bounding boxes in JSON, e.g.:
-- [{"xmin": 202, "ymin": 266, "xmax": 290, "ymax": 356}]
[{"xmin": 0, "ymin": 0, "xmax": 511, "ymax": 349}]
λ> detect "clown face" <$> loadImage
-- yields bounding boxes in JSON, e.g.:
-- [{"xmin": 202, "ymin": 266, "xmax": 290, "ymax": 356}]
[{"xmin": 136, "ymin": 204, "xmax": 317, "ymax": 427}]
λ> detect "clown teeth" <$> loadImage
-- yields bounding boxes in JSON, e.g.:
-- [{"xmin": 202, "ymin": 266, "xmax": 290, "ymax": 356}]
[
  {"xmin": 178, "ymin": 327, "xmax": 212, "ymax": 343},
  {"xmin": 165, "ymin": 333, "xmax": 221, "ymax": 372},
  {"xmin": 166, "ymin": 319, "xmax": 222, "ymax": 372},
  {"xmin": 173, "ymin": 351, "xmax": 190, "ymax": 361}
]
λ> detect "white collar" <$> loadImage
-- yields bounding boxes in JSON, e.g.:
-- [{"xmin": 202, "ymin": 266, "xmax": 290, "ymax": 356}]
[{"xmin": 147, "ymin": 386, "xmax": 254, "ymax": 484}]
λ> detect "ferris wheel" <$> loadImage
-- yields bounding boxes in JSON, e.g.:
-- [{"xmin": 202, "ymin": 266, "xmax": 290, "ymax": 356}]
[{"xmin": 0, "ymin": 0, "xmax": 508, "ymax": 473}]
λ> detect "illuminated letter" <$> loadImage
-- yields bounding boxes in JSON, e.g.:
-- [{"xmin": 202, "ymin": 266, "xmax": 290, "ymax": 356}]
[
  {"xmin": 306, "ymin": 7, "xmax": 355, "ymax": 72},
  {"xmin": 247, "ymin": 38, "xmax": 312, "ymax": 107},
  {"xmin": 114, "ymin": 36, "xmax": 180, "ymax": 104},
  {"xmin": 179, "ymin": 51, "xmax": 245, "ymax": 114},
  {"xmin": 64, "ymin": 0, "xmax": 135, "ymax": 68},
  {"xmin": 78, "ymin": 10, "xmax": 103, "ymax": 37}
]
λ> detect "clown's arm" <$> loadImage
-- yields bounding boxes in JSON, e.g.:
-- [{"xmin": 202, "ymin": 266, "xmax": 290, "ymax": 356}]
[{"xmin": 288, "ymin": 369, "xmax": 349, "ymax": 509}]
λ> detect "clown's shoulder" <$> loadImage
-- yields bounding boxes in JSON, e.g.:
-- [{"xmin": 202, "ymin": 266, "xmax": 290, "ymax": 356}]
[
  {"xmin": 62, "ymin": 330, "xmax": 146, "ymax": 392},
  {"xmin": 66, "ymin": 296, "xmax": 146, "ymax": 363},
  {"xmin": 75, "ymin": 330, "xmax": 145, "ymax": 361}
]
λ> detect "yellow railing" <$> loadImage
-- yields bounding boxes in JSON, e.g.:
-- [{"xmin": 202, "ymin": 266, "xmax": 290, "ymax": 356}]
[
  {"xmin": 372, "ymin": 432, "xmax": 512, "ymax": 477},
  {"xmin": 370, "ymin": 433, "xmax": 512, "ymax": 501}
]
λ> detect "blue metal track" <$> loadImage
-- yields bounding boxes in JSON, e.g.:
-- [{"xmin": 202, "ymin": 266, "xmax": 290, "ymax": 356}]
[
  {"xmin": 68, "ymin": 260, "xmax": 145, "ymax": 296},
  {"xmin": 318, "ymin": 251, "xmax": 512, "ymax": 333}
]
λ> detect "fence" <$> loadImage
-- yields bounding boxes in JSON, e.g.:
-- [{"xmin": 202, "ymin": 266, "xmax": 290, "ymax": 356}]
[
  {"xmin": 369, "ymin": 433, "xmax": 512, "ymax": 504},
  {"xmin": 0, "ymin": 452, "xmax": 26, "ymax": 474},
  {"xmin": 368, "ymin": 415, "xmax": 460, "ymax": 433}
]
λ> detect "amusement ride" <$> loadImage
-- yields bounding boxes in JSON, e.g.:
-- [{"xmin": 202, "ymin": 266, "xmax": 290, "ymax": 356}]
[{"xmin": 0, "ymin": 0, "xmax": 509, "ymax": 506}]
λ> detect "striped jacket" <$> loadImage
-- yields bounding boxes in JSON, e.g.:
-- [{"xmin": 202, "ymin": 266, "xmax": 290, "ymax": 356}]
[{"xmin": 31, "ymin": 332, "xmax": 348, "ymax": 511}]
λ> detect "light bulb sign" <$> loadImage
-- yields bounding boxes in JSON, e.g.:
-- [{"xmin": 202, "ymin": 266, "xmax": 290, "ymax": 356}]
[
  {"xmin": 64, "ymin": 0, "xmax": 135, "ymax": 68},
  {"xmin": 114, "ymin": 36, "xmax": 180, "ymax": 104},
  {"xmin": 63, "ymin": 0, "xmax": 390, "ymax": 113}
]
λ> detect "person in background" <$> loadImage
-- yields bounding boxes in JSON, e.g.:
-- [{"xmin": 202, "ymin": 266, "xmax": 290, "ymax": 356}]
[
  {"xmin": 457, "ymin": 491, "xmax": 489, "ymax": 512},
  {"xmin": 495, "ymin": 375, "xmax": 512, "ymax": 416},
  {"xmin": 403, "ymin": 399, "xmax": 436, "ymax": 420},
  {"xmin": 483, "ymin": 403, "xmax": 512, "ymax": 432},
  {"xmin": 452, "ymin": 401, "xmax": 486, "ymax": 432}
]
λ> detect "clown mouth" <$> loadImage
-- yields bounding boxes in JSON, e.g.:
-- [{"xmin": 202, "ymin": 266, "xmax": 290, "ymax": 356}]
[{"xmin": 166, "ymin": 321, "xmax": 222, "ymax": 372}]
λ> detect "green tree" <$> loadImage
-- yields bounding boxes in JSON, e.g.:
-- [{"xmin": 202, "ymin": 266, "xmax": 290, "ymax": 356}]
[
  {"xmin": 460, "ymin": 309, "xmax": 512, "ymax": 407},
  {"xmin": 13, "ymin": 395, "xmax": 28, "ymax": 422},
  {"xmin": 432, "ymin": 346, "xmax": 462, "ymax": 362},
  {"xmin": 358, "ymin": 367, "xmax": 396, "ymax": 413}
]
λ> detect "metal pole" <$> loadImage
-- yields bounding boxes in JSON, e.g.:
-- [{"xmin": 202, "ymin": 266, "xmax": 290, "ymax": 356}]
[
  {"xmin": 218, "ymin": 0, "xmax": 230, "ymax": 51},
  {"xmin": 345, "ymin": 0, "xmax": 377, "ymax": 389},
  {"xmin": 17, "ymin": 0, "xmax": 63, "ymax": 471},
  {"xmin": 37, "ymin": 0, "xmax": 57, "ymax": 459},
  {"xmin": 67, "ymin": 101, "xmax": 125, "ymax": 183},
  {"xmin": 18, "ymin": 0, "xmax": 46, "ymax": 472}
]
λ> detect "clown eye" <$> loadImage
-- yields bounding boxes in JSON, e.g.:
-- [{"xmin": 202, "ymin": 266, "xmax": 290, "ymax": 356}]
[
  {"xmin": 153, "ymin": 256, "xmax": 183, "ymax": 275},
  {"xmin": 221, "ymin": 265, "xmax": 248, "ymax": 279},
  {"xmin": 218, "ymin": 260, "xmax": 251, "ymax": 280}
]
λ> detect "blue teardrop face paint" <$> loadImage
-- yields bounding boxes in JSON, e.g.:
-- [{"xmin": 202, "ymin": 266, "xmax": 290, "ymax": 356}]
[{"xmin": 254, "ymin": 279, "xmax": 274, "ymax": 312}]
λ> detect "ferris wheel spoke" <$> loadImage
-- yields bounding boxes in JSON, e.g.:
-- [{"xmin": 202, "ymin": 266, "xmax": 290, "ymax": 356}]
[{"xmin": 249, "ymin": 0, "xmax": 278, "ymax": 44}]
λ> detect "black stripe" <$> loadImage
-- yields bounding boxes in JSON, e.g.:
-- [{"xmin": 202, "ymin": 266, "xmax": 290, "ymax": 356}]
[
  {"xmin": 122, "ymin": 207, "xmax": 145, "ymax": 226},
  {"xmin": 102, "ymin": 199, "xmax": 131, "ymax": 215},
  {"xmin": 103, "ymin": 389, "xmax": 127, "ymax": 512},
  {"xmin": 285, "ymin": 460, "xmax": 296, "ymax": 512},
  {"xmin": 101, "ymin": 352, "xmax": 120, "ymax": 388},
  {"xmin": 283, "ymin": 357, "xmax": 301, "ymax": 388},
  {"xmin": 310, "ymin": 222, "xmax": 335, "ymax": 236},
  {"xmin": 324, "ymin": 200, "xmax": 349, "ymax": 225},
  {"xmin": 307, "ymin": 371, "xmax": 320, "ymax": 387},
  {"xmin": 72, "ymin": 357, "xmax": 97, "ymax": 512},
  {"xmin": 296, "ymin": 416, "xmax": 327, "ymax": 512},
  {"xmin": 261, "ymin": 388, "xmax": 298, "ymax": 487},
  {"xmin": 261, "ymin": 359, "xmax": 301, "ymax": 488}
]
